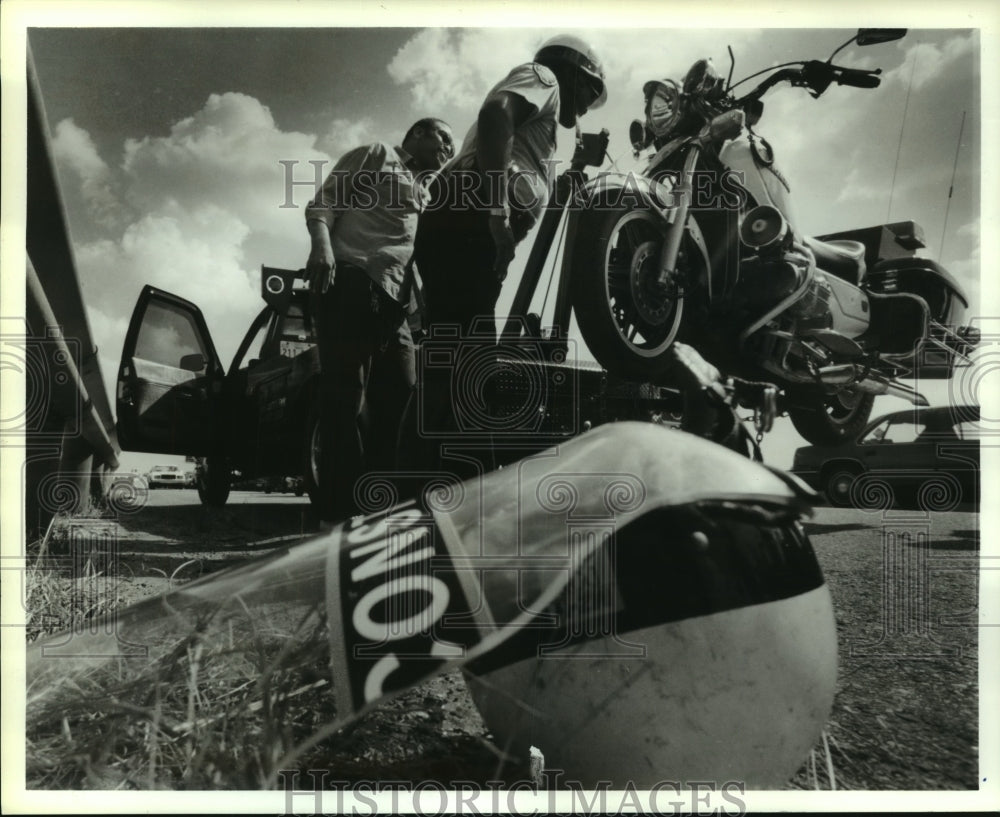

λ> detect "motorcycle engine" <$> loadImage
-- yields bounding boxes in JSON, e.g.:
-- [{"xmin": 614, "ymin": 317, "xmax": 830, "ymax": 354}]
[
  {"xmin": 787, "ymin": 273, "xmax": 832, "ymax": 326},
  {"xmin": 736, "ymin": 254, "xmax": 831, "ymax": 327}
]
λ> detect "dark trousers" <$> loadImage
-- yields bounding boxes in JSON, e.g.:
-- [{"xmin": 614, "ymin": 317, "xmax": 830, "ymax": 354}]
[
  {"xmin": 316, "ymin": 265, "xmax": 415, "ymax": 522},
  {"xmin": 415, "ymin": 203, "xmax": 502, "ymax": 340},
  {"xmin": 408, "ymin": 196, "xmax": 504, "ymax": 481}
]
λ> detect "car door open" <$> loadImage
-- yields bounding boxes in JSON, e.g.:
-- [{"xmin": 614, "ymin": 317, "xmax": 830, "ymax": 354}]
[{"xmin": 116, "ymin": 285, "xmax": 224, "ymax": 455}]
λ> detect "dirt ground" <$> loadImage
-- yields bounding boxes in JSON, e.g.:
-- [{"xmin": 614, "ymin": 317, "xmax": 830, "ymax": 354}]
[{"xmin": 26, "ymin": 490, "xmax": 980, "ymax": 791}]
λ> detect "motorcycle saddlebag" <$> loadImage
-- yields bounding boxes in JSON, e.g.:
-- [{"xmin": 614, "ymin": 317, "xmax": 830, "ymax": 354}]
[
  {"xmin": 866, "ymin": 257, "xmax": 976, "ymax": 379},
  {"xmin": 866, "ymin": 256, "xmax": 969, "ymax": 325}
]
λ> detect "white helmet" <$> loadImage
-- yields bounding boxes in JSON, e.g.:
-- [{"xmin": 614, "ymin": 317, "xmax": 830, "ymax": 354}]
[{"xmin": 534, "ymin": 34, "xmax": 607, "ymax": 109}]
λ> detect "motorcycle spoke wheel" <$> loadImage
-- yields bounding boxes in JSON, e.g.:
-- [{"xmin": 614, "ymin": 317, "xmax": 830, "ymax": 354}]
[
  {"xmin": 572, "ymin": 202, "xmax": 702, "ymax": 380},
  {"xmin": 604, "ymin": 212, "xmax": 682, "ymax": 352}
]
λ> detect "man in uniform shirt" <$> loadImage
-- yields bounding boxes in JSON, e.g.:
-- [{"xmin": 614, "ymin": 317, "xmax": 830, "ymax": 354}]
[
  {"xmin": 305, "ymin": 117, "xmax": 454, "ymax": 522},
  {"xmin": 415, "ymin": 35, "xmax": 607, "ymax": 340},
  {"xmin": 410, "ymin": 36, "xmax": 606, "ymax": 473}
]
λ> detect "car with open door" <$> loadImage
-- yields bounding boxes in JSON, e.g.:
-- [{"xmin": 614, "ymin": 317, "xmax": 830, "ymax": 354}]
[
  {"xmin": 790, "ymin": 404, "xmax": 980, "ymax": 509},
  {"xmin": 116, "ymin": 267, "xmax": 688, "ymax": 510},
  {"xmin": 116, "ymin": 268, "xmax": 322, "ymax": 507}
]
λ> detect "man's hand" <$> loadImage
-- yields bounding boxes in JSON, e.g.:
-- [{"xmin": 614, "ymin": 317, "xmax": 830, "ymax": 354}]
[
  {"xmin": 488, "ymin": 213, "xmax": 516, "ymax": 282},
  {"xmin": 306, "ymin": 220, "xmax": 336, "ymax": 295},
  {"xmin": 307, "ymin": 244, "xmax": 336, "ymax": 294}
]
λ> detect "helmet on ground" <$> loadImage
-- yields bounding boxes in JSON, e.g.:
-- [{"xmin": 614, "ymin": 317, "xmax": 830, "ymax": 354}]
[{"xmin": 534, "ymin": 34, "xmax": 607, "ymax": 109}]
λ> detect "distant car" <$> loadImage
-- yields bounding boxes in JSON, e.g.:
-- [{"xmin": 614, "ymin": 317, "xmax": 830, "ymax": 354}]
[
  {"xmin": 790, "ymin": 405, "xmax": 980, "ymax": 509},
  {"xmin": 106, "ymin": 471, "xmax": 150, "ymax": 510},
  {"xmin": 115, "ymin": 267, "xmax": 685, "ymax": 509},
  {"xmin": 145, "ymin": 464, "xmax": 188, "ymax": 489}
]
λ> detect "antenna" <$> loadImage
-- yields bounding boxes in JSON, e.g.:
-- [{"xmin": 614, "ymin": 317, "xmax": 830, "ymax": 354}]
[
  {"xmin": 886, "ymin": 45, "xmax": 918, "ymax": 222},
  {"xmin": 726, "ymin": 45, "xmax": 735, "ymax": 92},
  {"xmin": 938, "ymin": 110, "xmax": 966, "ymax": 261}
]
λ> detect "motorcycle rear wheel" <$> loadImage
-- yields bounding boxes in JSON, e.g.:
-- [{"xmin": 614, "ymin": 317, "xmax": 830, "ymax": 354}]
[
  {"xmin": 789, "ymin": 390, "xmax": 875, "ymax": 446},
  {"xmin": 572, "ymin": 202, "xmax": 690, "ymax": 380}
]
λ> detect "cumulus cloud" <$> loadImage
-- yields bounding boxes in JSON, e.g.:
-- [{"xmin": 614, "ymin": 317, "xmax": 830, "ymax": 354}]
[
  {"xmin": 388, "ymin": 29, "xmax": 542, "ymax": 111},
  {"xmin": 75, "ymin": 204, "xmax": 260, "ymax": 368},
  {"xmin": 121, "ymin": 92, "xmax": 327, "ymax": 238},
  {"xmin": 883, "ymin": 32, "xmax": 978, "ymax": 91},
  {"xmin": 51, "ymin": 117, "xmax": 125, "ymax": 230},
  {"xmin": 51, "ymin": 92, "xmax": 337, "ymax": 388},
  {"xmin": 834, "ymin": 165, "xmax": 887, "ymax": 206},
  {"xmin": 316, "ymin": 116, "xmax": 378, "ymax": 160}
]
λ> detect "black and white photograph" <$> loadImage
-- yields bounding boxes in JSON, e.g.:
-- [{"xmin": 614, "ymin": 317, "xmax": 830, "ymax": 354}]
[{"xmin": 2, "ymin": 0, "xmax": 997, "ymax": 813}]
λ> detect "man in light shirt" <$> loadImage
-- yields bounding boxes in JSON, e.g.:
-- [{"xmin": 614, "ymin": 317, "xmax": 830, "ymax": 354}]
[{"xmin": 305, "ymin": 117, "xmax": 454, "ymax": 522}]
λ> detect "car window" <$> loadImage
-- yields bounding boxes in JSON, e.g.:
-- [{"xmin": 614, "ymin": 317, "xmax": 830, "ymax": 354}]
[
  {"xmin": 882, "ymin": 419, "xmax": 923, "ymax": 444},
  {"xmin": 861, "ymin": 419, "xmax": 891, "ymax": 444},
  {"xmin": 134, "ymin": 300, "xmax": 208, "ymax": 370},
  {"xmin": 957, "ymin": 420, "xmax": 983, "ymax": 441},
  {"xmin": 882, "ymin": 416, "xmax": 961, "ymax": 444},
  {"xmin": 236, "ymin": 317, "xmax": 272, "ymax": 371}
]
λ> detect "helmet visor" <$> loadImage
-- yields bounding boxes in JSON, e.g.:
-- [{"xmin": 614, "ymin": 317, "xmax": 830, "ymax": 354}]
[{"xmin": 577, "ymin": 70, "xmax": 607, "ymax": 110}]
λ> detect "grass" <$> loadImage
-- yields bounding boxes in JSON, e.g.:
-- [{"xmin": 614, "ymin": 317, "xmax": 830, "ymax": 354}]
[
  {"xmin": 24, "ymin": 512, "xmax": 844, "ymax": 792},
  {"xmin": 25, "ymin": 512, "xmax": 338, "ymax": 789}
]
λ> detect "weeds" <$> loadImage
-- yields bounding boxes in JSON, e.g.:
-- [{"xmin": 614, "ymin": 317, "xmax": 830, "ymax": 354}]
[
  {"xmin": 25, "ymin": 514, "xmax": 842, "ymax": 792},
  {"xmin": 25, "ymin": 517, "xmax": 339, "ymax": 789}
]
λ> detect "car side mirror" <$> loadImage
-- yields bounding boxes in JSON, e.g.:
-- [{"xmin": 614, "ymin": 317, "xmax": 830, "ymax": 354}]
[
  {"xmin": 856, "ymin": 29, "xmax": 907, "ymax": 46},
  {"xmin": 179, "ymin": 352, "xmax": 206, "ymax": 372}
]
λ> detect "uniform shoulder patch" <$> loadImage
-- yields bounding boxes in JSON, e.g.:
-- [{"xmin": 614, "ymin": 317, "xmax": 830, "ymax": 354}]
[{"xmin": 531, "ymin": 63, "xmax": 558, "ymax": 87}]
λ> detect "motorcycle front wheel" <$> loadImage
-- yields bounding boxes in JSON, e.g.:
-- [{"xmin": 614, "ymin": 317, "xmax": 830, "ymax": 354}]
[
  {"xmin": 789, "ymin": 389, "xmax": 875, "ymax": 446},
  {"xmin": 572, "ymin": 202, "xmax": 690, "ymax": 381}
]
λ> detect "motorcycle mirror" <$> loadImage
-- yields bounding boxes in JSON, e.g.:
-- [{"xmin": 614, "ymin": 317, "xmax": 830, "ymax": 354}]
[
  {"xmin": 856, "ymin": 28, "xmax": 907, "ymax": 46},
  {"xmin": 828, "ymin": 28, "xmax": 906, "ymax": 63}
]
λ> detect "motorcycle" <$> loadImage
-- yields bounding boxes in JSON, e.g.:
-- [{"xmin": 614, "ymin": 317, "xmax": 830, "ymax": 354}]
[{"xmin": 504, "ymin": 29, "xmax": 978, "ymax": 445}]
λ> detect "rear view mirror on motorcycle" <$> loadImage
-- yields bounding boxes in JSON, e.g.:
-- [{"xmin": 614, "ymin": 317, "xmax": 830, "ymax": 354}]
[
  {"xmin": 828, "ymin": 29, "xmax": 907, "ymax": 64},
  {"xmin": 856, "ymin": 29, "xmax": 907, "ymax": 46}
]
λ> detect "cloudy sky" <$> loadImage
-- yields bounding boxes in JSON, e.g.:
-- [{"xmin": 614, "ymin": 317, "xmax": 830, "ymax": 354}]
[{"xmin": 7, "ymin": 2, "xmax": 994, "ymax": 468}]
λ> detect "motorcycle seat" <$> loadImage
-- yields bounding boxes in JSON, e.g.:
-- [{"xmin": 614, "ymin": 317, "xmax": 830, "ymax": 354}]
[{"xmin": 803, "ymin": 237, "xmax": 866, "ymax": 285}]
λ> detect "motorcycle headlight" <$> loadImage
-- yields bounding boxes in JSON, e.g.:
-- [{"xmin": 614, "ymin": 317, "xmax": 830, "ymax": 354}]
[{"xmin": 642, "ymin": 78, "xmax": 682, "ymax": 139}]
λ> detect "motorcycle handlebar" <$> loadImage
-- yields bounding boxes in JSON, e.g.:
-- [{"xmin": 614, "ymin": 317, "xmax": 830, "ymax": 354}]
[
  {"xmin": 834, "ymin": 65, "xmax": 882, "ymax": 89},
  {"xmin": 737, "ymin": 61, "xmax": 882, "ymax": 105}
]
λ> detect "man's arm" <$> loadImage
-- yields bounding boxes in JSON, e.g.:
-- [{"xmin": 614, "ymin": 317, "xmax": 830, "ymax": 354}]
[
  {"xmin": 304, "ymin": 144, "xmax": 382, "ymax": 294},
  {"xmin": 476, "ymin": 91, "xmax": 537, "ymax": 281},
  {"xmin": 305, "ymin": 218, "xmax": 336, "ymax": 295}
]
